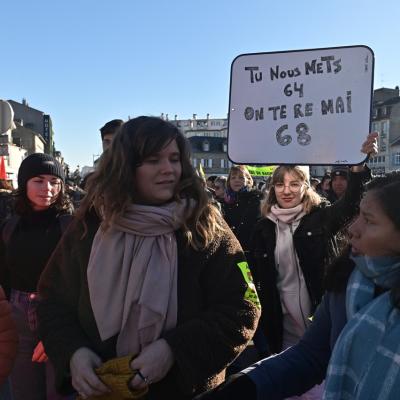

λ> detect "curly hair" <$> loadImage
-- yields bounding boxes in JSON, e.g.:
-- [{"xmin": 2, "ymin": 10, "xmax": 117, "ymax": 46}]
[{"xmin": 78, "ymin": 116, "xmax": 225, "ymax": 250}]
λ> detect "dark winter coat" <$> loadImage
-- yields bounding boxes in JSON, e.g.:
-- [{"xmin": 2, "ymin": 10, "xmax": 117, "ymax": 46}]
[
  {"xmin": 37, "ymin": 212, "xmax": 260, "ymax": 399},
  {"xmin": 0, "ymin": 190, "xmax": 13, "ymax": 224},
  {"xmin": 222, "ymin": 190, "xmax": 262, "ymax": 252},
  {"xmin": 248, "ymin": 169, "xmax": 370, "ymax": 355},
  {"xmin": 0, "ymin": 209, "xmax": 73, "ymax": 297}
]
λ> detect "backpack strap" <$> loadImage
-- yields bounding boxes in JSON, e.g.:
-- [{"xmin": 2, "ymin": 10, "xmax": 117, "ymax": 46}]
[{"xmin": 1, "ymin": 216, "xmax": 20, "ymax": 245}]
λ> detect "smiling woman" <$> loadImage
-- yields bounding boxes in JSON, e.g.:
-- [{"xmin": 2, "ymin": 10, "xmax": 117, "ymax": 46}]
[
  {"xmin": 37, "ymin": 116, "xmax": 260, "ymax": 400},
  {"xmin": 0, "ymin": 153, "xmax": 73, "ymax": 400}
]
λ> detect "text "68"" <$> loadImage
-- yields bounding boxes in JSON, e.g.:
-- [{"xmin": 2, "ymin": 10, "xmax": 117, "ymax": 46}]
[{"xmin": 276, "ymin": 123, "xmax": 311, "ymax": 146}]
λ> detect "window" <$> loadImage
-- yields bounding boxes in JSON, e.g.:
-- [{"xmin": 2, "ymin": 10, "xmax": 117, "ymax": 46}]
[
  {"xmin": 382, "ymin": 156, "xmax": 385, "ymax": 162},
  {"xmin": 208, "ymin": 159, "xmax": 213, "ymax": 168},
  {"xmin": 394, "ymin": 153, "xmax": 400, "ymax": 165},
  {"xmin": 192, "ymin": 158, "xmax": 197, "ymax": 167},
  {"xmin": 223, "ymin": 142, "xmax": 228, "ymax": 152},
  {"xmin": 220, "ymin": 159, "xmax": 226, "ymax": 168},
  {"xmin": 202, "ymin": 141, "xmax": 210, "ymax": 151},
  {"xmin": 201, "ymin": 159, "xmax": 205, "ymax": 167}
]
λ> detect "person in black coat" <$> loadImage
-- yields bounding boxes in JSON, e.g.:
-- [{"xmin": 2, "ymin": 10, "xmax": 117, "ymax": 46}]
[
  {"xmin": 0, "ymin": 153, "xmax": 73, "ymax": 400},
  {"xmin": 221, "ymin": 165, "xmax": 262, "ymax": 253}
]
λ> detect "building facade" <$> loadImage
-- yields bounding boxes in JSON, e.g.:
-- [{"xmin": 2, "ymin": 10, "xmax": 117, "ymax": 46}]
[
  {"xmin": 0, "ymin": 99, "xmax": 64, "ymax": 187},
  {"xmin": 368, "ymin": 86, "xmax": 400, "ymax": 174},
  {"xmin": 167, "ymin": 114, "xmax": 232, "ymax": 175},
  {"xmin": 8, "ymin": 99, "xmax": 55, "ymax": 155}
]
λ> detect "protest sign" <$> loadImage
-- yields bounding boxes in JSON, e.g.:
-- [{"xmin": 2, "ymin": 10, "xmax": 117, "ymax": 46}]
[
  {"xmin": 246, "ymin": 165, "xmax": 276, "ymax": 177},
  {"xmin": 228, "ymin": 45, "xmax": 374, "ymax": 165}
]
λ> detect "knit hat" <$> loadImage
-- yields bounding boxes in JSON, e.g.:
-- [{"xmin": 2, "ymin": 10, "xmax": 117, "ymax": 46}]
[{"xmin": 17, "ymin": 153, "xmax": 65, "ymax": 190}]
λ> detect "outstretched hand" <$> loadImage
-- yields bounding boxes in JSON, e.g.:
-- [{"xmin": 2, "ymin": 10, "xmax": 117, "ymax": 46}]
[{"xmin": 351, "ymin": 131, "xmax": 379, "ymax": 172}]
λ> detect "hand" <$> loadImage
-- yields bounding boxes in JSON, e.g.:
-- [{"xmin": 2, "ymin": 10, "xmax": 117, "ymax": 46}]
[
  {"xmin": 70, "ymin": 347, "xmax": 110, "ymax": 399},
  {"xmin": 351, "ymin": 131, "xmax": 379, "ymax": 172},
  {"xmin": 32, "ymin": 341, "xmax": 48, "ymax": 363},
  {"xmin": 129, "ymin": 339, "xmax": 174, "ymax": 390}
]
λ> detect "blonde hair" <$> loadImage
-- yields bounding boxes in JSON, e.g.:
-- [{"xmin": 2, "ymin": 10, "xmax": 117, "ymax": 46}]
[
  {"xmin": 227, "ymin": 165, "xmax": 253, "ymax": 190},
  {"xmin": 260, "ymin": 165, "xmax": 321, "ymax": 216}
]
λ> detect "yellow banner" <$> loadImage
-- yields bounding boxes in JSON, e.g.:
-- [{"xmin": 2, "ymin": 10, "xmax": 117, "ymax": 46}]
[{"xmin": 245, "ymin": 165, "xmax": 277, "ymax": 177}]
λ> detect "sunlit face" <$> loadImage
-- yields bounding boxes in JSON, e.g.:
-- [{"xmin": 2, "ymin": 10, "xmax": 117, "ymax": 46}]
[
  {"xmin": 26, "ymin": 175, "xmax": 62, "ymax": 211},
  {"xmin": 348, "ymin": 191, "xmax": 400, "ymax": 257},
  {"xmin": 331, "ymin": 175, "xmax": 347, "ymax": 198},
  {"xmin": 134, "ymin": 139, "xmax": 182, "ymax": 205},
  {"xmin": 229, "ymin": 172, "xmax": 248, "ymax": 192},
  {"xmin": 274, "ymin": 171, "xmax": 307, "ymax": 209}
]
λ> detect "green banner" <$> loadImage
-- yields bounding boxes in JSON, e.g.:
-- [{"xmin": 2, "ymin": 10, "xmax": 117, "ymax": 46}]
[{"xmin": 245, "ymin": 165, "xmax": 277, "ymax": 177}]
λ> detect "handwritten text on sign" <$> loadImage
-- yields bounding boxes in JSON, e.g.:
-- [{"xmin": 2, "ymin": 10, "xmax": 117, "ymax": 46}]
[{"xmin": 228, "ymin": 46, "xmax": 373, "ymax": 165}]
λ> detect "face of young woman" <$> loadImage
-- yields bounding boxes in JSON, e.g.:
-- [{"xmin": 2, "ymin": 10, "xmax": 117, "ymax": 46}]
[
  {"xmin": 274, "ymin": 171, "xmax": 307, "ymax": 209},
  {"xmin": 134, "ymin": 139, "xmax": 182, "ymax": 205},
  {"xmin": 348, "ymin": 191, "xmax": 400, "ymax": 257},
  {"xmin": 26, "ymin": 175, "xmax": 62, "ymax": 211},
  {"xmin": 229, "ymin": 172, "xmax": 248, "ymax": 192}
]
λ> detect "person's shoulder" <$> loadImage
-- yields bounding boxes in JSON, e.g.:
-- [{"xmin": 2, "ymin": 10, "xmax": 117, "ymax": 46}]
[{"xmin": 323, "ymin": 247, "xmax": 355, "ymax": 293}]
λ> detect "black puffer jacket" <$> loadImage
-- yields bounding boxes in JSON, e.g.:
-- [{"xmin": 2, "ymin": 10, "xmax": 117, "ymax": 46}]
[
  {"xmin": 222, "ymin": 190, "xmax": 263, "ymax": 252},
  {"xmin": 248, "ymin": 169, "xmax": 370, "ymax": 355}
]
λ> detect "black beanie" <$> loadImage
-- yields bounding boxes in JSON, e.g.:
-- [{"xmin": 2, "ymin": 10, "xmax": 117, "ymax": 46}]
[{"xmin": 18, "ymin": 153, "xmax": 65, "ymax": 190}]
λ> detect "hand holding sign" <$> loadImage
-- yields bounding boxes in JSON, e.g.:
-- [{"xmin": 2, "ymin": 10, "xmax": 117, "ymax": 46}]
[{"xmin": 350, "ymin": 131, "xmax": 379, "ymax": 172}]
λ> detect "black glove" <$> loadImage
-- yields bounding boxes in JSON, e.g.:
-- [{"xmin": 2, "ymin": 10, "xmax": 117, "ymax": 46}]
[{"xmin": 193, "ymin": 373, "xmax": 257, "ymax": 400}]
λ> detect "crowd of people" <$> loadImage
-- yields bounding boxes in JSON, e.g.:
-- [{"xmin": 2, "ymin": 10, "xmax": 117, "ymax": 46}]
[{"xmin": 2, "ymin": 116, "xmax": 400, "ymax": 400}]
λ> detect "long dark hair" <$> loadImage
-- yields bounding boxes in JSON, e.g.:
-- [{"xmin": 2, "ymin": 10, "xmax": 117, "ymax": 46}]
[
  {"xmin": 324, "ymin": 171, "xmax": 400, "ymax": 307},
  {"xmin": 78, "ymin": 116, "xmax": 225, "ymax": 249}
]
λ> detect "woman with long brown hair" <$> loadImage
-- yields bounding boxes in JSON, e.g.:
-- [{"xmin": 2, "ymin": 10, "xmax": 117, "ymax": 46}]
[{"xmin": 37, "ymin": 116, "xmax": 260, "ymax": 400}]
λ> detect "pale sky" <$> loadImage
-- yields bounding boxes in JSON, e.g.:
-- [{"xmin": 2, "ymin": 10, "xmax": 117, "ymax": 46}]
[{"xmin": 2, "ymin": 0, "xmax": 399, "ymax": 168}]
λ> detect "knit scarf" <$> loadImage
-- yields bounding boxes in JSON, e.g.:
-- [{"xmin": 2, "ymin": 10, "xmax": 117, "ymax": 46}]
[
  {"xmin": 323, "ymin": 255, "xmax": 400, "ymax": 400},
  {"xmin": 268, "ymin": 204, "xmax": 310, "ymax": 345},
  {"xmin": 269, "ymin": 203, "xmax": 304, "ymax": 224},
  {"xmin": 224, "ymin": 186, "xmax": 248, "ymax": 205},
  {"xmin": 87, "ymin": 201, "xmax": 186, "ymax": 357}
]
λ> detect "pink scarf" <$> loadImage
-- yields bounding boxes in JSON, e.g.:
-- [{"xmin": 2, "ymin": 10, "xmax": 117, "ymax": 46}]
[
  {"xmin": 87, "ymin": 201, "xmax": 186, "ymax": 356},
  {"xmin": 269, "ymin": 203, "xmax": 304, "ymax": 224}
]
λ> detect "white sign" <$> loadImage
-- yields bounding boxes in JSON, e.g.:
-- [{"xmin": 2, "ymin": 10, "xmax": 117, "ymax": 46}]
[{"xmin": 228, "ymin": 45, "xmax": 374, "ymax": 165}]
